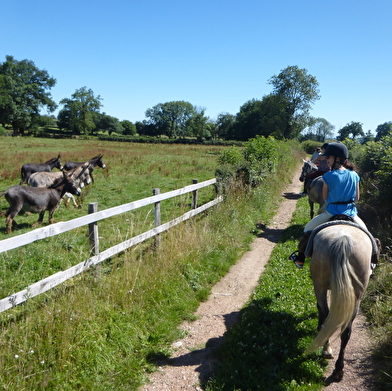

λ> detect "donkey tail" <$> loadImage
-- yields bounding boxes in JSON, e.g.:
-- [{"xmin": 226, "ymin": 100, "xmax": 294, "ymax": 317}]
[{"xmin": 307, "ymin": 235, "xmax": 361, "ymax": 353}]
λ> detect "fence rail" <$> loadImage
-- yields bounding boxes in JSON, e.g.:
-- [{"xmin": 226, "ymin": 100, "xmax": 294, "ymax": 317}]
[{"xmin": 0, "ymin": 178, "xmax": 222, "ymax": 313}]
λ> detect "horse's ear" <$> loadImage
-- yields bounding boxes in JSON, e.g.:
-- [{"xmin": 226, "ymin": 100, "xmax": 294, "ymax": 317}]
[{"xmin": 58, "ymin": 153, "xmax": 61, "ymax": 158}]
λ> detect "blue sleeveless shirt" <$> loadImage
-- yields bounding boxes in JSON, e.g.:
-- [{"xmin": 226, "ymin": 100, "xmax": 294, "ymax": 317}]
[{"xmin": 323, "ymin": 169, "xmax": 359, "ymax": 217}]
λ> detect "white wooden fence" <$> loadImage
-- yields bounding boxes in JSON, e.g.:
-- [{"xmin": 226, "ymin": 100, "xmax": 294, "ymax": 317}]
[{"xmin": 0, "ymin": 178, "xmax": 223, "ymax": 313}]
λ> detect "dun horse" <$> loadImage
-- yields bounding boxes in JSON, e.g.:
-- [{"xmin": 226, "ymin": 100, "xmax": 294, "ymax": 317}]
[{"xmin": 305, "ymin": 222, "xmax": 374, "ymax": 382}]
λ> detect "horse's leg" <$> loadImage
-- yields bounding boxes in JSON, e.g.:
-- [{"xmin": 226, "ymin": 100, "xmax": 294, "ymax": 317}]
[
  {"xmin": 32, "ymin": 211, "xmax": 45, "ymax": 228},
  {"xmin": 316, "ymin": 298, "xmax": 333, "ymax": 359},
  {"xmin": 6, "ymin": 215, "xmax": 13, "ymax": 234},
  {"xmin": 330, "ymin": 320, "xmax": 353, "ymax": 382}
]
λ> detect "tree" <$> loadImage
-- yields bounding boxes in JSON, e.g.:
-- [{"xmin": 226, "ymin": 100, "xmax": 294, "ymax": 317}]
[
  {"xmin": 121, "ymin": 120, "xmax": 136, "ymax": 136},
  {"xmin": 268, "ymin": 65, "xmax": 320, "ymax": 139},
  {"xmin": 375, "ymin": 121, "xmax": 392, "ymax": 141},
  {"xmin": 145, "ymin": 101, "xmax": 195, "ymax": 138},
  {"xmin": 362, "ymin": 130, "xmax": 375, "ymax": 144},
  {"xmin": 58, "ymin": 87, "xmax": 102, "ymax": 135},
  {"xmin": 215, "ymin": 112, "xmax": 236, "ymax": 140},
  {"xmin": 337, "ymin": 121, "xmax": 364, "ymax": 141},
  {"xmin": 186, "ymin": 106, "xmax": 210, "ymax": 141},
  {"xmin": 234, "ymin": 99, "xmax": 266, "ymax": 140},
  {"xmin": 95, "ymin": 113, "xmax": 123, "ymax": 135},
  {"xmin": 233, "ymin": 94, "xmax": 287, "ymax": 140},
  {"xmin": 0, "ymin": 55, "xmax": 57, "ymax": 136},
  {"xmin": 302, "ymin": 117, "xmax": 334, "ymax": 142}
]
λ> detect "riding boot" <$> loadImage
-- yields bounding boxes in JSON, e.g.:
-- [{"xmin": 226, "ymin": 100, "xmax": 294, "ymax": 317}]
[
  {"xmin": 371, "ymin": 238, "xmax": 381, "ymax": 265},
  {"xmin": 289, "ymin": 231, "xmax": 312, "ymax": 268},
  {"xmin": 298, "ymin": 231, "xmax": 312, "ymax": 254}
]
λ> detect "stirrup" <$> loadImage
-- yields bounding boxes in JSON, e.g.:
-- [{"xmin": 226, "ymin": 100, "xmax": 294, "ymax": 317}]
[{"xmin": 289, "ymin": 251, "xmax": 304, "ymax": 268}]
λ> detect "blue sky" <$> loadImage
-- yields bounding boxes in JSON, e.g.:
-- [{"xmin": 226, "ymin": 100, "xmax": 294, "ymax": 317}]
[{"xmin": 2, "ymin": 0, "xmax": 391, "ymax": 134}]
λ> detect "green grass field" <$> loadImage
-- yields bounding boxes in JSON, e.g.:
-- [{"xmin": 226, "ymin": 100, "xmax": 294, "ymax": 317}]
[{"xmin": 0, "ymin": 137, "xmax": 233, "ymax": 390}]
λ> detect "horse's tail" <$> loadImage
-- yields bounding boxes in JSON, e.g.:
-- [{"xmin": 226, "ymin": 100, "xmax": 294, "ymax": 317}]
[{"xmin": 307, "ymin": 235, "xmax": 362, "ymax": 353}]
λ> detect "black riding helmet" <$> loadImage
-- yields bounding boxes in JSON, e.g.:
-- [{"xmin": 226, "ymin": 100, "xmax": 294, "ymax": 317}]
[
  {"xmin": 321, "ymin": 142, "xmax": 329, "ymax": 150},
  {"xmin": 322, "ymin": 142, "xmax": 348, "ymax": 160}
]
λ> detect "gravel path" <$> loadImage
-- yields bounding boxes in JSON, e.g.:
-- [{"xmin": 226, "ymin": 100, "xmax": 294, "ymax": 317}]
[{"xmin": 141, "ymin": 166, "xmax": 376, "ymax": 391}]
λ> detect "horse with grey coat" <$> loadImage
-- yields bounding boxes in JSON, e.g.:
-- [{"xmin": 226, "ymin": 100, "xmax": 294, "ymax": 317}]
[
  {"xmin": 20, "ymin": 154, "xmax": 63, "ymax": 185},
  {"xmin": 0, "ymin": 171, "xmax": 83, "ymax": 233},
  {"xmin": 28, "ymin": 162, "xmax": 92, "ymax": 207}
]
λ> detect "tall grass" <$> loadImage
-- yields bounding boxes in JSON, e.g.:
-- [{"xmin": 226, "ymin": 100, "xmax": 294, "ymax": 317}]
[{"xmin": 0, "ymin": 137, "xmax": 302, "ymax": 390}]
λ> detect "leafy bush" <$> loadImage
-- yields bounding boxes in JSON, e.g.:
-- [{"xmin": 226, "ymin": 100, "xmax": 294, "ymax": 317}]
[
  {"xmin": 0, "ymin": 125, "xmax": 11, "ymax": 136},
  {"xmin": 215, "ymin": 136, "xmax": 289, "ymax": 190}
]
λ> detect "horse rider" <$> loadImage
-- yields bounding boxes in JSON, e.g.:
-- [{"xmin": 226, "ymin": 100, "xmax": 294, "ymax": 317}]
[
  {"xmin": 290, "ymin": 142, "xmax": 380, "ymax": 268},
  {"xmin": 302, "ymin": 143, "xmax": 330, "ymax": 195}
]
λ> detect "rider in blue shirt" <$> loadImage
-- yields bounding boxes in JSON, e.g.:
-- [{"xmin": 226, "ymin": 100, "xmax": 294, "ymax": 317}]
[{"xmin": 289, "ymin": 142, "xmax": 376, "ymax": 268}]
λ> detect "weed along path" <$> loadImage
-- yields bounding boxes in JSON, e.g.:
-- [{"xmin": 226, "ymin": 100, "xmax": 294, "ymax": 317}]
[{"xmin": 141, "ymin": 166, "xmax": 374, "ymax": 391}]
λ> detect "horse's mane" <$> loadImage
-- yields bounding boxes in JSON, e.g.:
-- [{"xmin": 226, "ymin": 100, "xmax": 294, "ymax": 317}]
[
  {"xmin": 89, "ymin": 155, "xmax": 102, "ymax": 164},
  {"xmin": 44, "ymin": 157, "xmax": 60, "ymax": 164}
]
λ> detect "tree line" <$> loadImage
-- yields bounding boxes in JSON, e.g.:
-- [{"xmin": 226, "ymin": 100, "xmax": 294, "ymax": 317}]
[{"xmin": 1, "ymin": 55, "xmax": 390, "ymax": 142}]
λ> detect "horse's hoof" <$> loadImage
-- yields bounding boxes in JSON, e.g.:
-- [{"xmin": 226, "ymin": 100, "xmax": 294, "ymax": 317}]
[
  {"xmin": 322, "ymin": 351, "xmax": 333, "ymax": 359},
  {"xmin": 322, "ymin": 346, "xmax": 333, "ymax": 359},
  {"xmin": 324, "ymin": 370, "xmax": 344, "ymax": 385},
  {"xmin": 331, "ymin": 369, "xmax": 344, "ymax": 382}
]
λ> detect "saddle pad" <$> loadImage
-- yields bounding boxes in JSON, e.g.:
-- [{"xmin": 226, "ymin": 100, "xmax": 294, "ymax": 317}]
[{"xmin": 305, "ymin": 220, "xmax": 379, "ymax": 258}]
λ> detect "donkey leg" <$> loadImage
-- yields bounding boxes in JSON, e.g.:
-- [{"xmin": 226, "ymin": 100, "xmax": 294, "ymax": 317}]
[
  {"xmin": 32, "ymin": 211, "xmax": 45, "ymax": 228},
  {"xmin": 5, "ymin": 208, "xmax": 21, "ymax": 234},
  {"xmin": 5, "ymin": 215, "xmax": 13, "ymax": 234}
]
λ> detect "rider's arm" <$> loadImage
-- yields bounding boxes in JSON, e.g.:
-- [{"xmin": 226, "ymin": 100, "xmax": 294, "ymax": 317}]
[
  {"xmin": 355, "ymin": 182, "xmax": 360, "ymax": 201},
  {"xmin": 323, "ymin": 182, "xmax": 328, "ymax": 202}
]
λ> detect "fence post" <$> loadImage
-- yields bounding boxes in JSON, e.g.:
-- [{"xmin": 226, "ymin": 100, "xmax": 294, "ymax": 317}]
[
  {"xmin": 88, "ymin": 202, "xmax": 99, "ymax": 255},
  {"xmin": 153, "ymin": 188, "xmax": 161, "ymax": 249},
  {"xmin": 192, "ymin": 179, "xmax": 198, "ymax": 209}
]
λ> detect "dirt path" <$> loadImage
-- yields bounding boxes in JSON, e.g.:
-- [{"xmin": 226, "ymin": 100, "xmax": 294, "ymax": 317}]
[{"xmin": 141, "ymin": 166, "xmax": 376, "ymax": 391}]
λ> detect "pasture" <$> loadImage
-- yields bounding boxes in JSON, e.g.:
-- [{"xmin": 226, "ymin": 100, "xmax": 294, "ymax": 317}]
[
  {"xmin": 0, "ymin": 138, "xmax": 237, "ymax": 389},
  {"xmin": 0, "ymin": 137, "xmax": 305, "ymax": 391}
]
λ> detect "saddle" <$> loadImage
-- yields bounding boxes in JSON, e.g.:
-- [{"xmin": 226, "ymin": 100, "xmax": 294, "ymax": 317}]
[{"xmin": 305, "ymin": 217, "xmax": 380, "ymax": 260}]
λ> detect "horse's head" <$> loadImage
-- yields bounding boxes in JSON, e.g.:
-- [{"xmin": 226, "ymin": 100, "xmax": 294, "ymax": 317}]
[
  {"xmin": 63, "ymin": 170, "xmax": 82, "ymax": 196},
  {"xmin": 299, "ymin": 159, "xmax": 317, "ymax": 182},
  {"xmin": 55, "ymin": 154, "xmax": 63, "ymax": 171},
  {"xmin": 96, "ymin": 155, "xmax": 106, "ymax": 169}
]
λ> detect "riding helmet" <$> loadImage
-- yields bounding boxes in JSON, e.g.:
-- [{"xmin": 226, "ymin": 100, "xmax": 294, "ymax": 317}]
[
  {"xmin": 321, "ymin": 142, "xmax": 329, "ymax": 150},
  {"xmin": 322, "ymin": 142, "xmax": 348, "ymax": 160}
]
